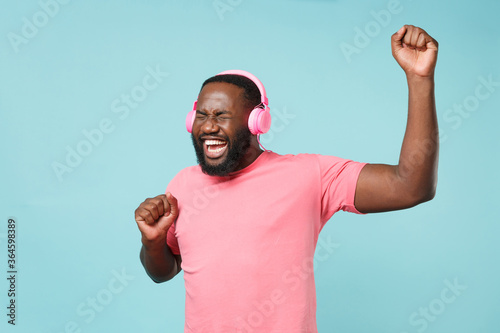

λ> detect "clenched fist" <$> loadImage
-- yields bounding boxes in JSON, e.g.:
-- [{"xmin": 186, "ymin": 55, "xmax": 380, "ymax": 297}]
[
  {"xmin": 392, "ymin": 25, "xmax": 438, "ymax": 78},
  {"xmin": 135, "ymin": 192, "xmax": 178, "ymax": 249}
]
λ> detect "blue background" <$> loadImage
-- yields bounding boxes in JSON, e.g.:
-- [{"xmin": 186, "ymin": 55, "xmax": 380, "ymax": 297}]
[{"xmin": 1, "ymin": 0, "xmax": 499, "ymax": 332}]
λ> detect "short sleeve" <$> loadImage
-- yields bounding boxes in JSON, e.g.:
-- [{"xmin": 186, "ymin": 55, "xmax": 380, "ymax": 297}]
[
  {"xmin": 165, "ymin": 179, "xmax": 181, "ymax": 255},
  {"xmin": 317, "ymin": 155, "xmax": 367, "ymax": 223},
  {"xmin": 166, "ymin": 221, "xmax": 180, "ymax": 255}
]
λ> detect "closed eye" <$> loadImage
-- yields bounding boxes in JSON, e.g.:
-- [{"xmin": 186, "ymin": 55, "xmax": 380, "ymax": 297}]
[
  {"xmin": 195, "ymin": 110, "xmax": 232, "ymax": 120},
  {"xmin": 195, "ymin": 111, "xmax": 207, "ymax": 119},
  {"xmin": 215, "ymin": 111, "xmax": 232, "ymax": 119}
]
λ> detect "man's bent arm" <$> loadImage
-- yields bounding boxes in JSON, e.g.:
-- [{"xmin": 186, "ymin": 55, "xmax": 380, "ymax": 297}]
[
  {"xmin": 354, "ymin": 25, "xmax": 439, "ymax": 213},
  {"xmin": 135, "ymin": 193, "xmax": 182, "ymax": 283}
]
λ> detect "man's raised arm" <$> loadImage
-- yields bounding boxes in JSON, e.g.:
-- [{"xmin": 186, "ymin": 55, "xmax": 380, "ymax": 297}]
[{"xmin": 354, "ymin": 25, "xmax": 439, "ymax": 213}]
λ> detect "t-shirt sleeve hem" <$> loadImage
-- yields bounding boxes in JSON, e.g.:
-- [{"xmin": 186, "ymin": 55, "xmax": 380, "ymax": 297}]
[
  {"xmin": 165, "ymin": 183, "xmax": 181, "ymax": 255},
  {"xmin": 168, "ymin": 244, "xmax": 181, "ymax": 255},
  {"xmin": 166, "ymin": 225, "xmax": 181, "ymax": 255},
  {"xmin": 343, "ymin": 162, "xmax": 368, "ymax": 215}
]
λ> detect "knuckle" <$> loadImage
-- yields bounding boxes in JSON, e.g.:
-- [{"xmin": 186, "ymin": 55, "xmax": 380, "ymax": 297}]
[
  {"xmin": 146, "ymin": 202, "xmax": 158, "ymax": 210},
  {"xmin": 139, "ymin": 198, "xmax": 152, "ymax": 208}
]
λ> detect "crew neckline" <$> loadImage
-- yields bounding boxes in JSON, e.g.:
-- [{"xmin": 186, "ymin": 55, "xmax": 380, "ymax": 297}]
[{"xmin": 213, "ymin": 150, "xmax": 274, "ymax": 179}]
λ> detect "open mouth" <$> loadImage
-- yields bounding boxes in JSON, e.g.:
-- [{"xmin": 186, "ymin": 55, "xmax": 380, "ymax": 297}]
[{"xmin": 203, "ymin": 139, "xmax": 228, "ymax": 160}]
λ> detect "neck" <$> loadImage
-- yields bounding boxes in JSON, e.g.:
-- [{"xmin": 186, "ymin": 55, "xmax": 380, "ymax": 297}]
[{"xmin": 234, "ymin": 138, "xmax": 263, "ymax": 171}]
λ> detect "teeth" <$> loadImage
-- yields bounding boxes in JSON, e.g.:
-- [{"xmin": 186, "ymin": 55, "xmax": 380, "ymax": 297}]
[
  {"xmin": 205, "ymin": 139, "xmax": 226, "ymax": 146},
  {"xmin": 208, "ymin": 146, "xmax": 226, "ymax": 153}
]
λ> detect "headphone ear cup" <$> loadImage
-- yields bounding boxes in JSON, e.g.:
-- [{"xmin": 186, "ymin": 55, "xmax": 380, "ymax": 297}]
[
  {"xmin": 186, "ymin": 101, "xmax": 198, "ymax": 133},
  {"xmin": 258, "ymin": 110, "xmax": 271, "ymax": 134},
  {"xmin": 248, "ymin": 108, "xmax": 272, "ymax": 135},
  {"xmin": 186, "ymin": 110, "xmax": 196, "ymax": 133},
  {"xmin": 247, "ymin": 108, "xmax": 261, "ymax": 135}
]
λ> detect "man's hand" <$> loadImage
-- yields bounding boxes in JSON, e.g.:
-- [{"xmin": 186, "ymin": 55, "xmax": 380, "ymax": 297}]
[
  {"xmin": 135, "ymin": 192, "xmax": 178, "ymax": 249},
  {"xmin": 392, "ymin": 25, "xmax": 438, "ymax": 78}
]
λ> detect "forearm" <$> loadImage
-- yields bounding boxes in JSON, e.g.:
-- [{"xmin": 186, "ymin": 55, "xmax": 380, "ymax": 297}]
[
  {"xmin": 397, "ymin": 74, "xmax": 439, "ymax": 202},
  {"xmin": 140, "ymin": 241, "xmax": 179, "ymax": 283}
]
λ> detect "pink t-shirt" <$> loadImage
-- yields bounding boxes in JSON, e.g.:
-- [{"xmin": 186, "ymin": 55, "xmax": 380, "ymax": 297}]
[{"xmin": 166, "ymin": 151, "xmax": 366, "ymax": 332}]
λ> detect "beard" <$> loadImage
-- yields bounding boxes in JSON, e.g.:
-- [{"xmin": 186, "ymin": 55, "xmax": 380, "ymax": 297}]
[{"xmin": 191, "ymin": 127, "xmax": 252, "ymax": 177}]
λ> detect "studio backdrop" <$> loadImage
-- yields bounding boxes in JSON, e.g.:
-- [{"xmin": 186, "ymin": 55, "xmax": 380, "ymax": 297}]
[{"xmin": 1, "ymin": 0, "xmax": 499, "ymax": 332}]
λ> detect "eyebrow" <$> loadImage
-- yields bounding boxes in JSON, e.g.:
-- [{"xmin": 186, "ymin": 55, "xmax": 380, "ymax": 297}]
[{"xmin": 196, "ymin": 110, "xmax": 232, "ymax": 115}]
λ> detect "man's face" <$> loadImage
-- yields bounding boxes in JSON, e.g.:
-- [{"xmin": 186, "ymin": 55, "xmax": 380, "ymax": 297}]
[{"xmin": 191, "ymin": 82, "xmax": 252, "ymax": 176}]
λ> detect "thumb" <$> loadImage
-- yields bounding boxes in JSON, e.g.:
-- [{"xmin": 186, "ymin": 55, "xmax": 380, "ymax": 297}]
[
  {"xmin": 157, "ymin": 192, "xmax": 179, "ymax": 231},
  {"xmin": 166, "ymin": 192, "xmax": 179, "ymax": 219},
  {"xmin": 391, "ymin": 25, "xmax": 406, "ymax": 52}
]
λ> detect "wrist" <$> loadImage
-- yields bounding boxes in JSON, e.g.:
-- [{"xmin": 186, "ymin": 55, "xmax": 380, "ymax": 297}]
[
  {"xmin": 141, "ymin": 237, "xmax": 167, "ymax": 253},
  {"xmin": 406, "ymin": 72, "xmax": 435, "ymax": 84}
]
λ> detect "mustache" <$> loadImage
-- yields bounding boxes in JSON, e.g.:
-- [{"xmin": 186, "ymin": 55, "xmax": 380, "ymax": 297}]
[{"xmin": 198, "ymin": 135, "xmax": 229, "ymax": 142}]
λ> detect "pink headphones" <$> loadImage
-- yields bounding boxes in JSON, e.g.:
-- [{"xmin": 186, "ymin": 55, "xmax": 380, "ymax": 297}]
[{"xmin": 185, "ymin": 70, "xmax": 271, "ymax": 135}]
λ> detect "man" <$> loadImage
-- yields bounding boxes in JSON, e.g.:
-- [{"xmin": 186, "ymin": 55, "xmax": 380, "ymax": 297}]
[{"xmin": 135, "ymin": 25, "xmax": 439, "ymax": 332}]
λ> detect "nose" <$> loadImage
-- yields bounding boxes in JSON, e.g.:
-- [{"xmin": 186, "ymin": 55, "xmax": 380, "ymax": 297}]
[{"xmin": 200, "ymin": 115, "xmax": 220, "ymax": 134}]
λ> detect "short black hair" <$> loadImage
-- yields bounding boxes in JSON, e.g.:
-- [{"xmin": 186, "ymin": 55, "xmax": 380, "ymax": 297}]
[{"xmin": 200, "ymin": 74, "xmax": 261, "ymax": 109}]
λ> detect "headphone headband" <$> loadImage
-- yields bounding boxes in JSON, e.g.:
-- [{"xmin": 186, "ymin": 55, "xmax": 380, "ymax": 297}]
[{"xmin": 216, "ymin": 69, "xmax": 269, "ymax": 107}]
